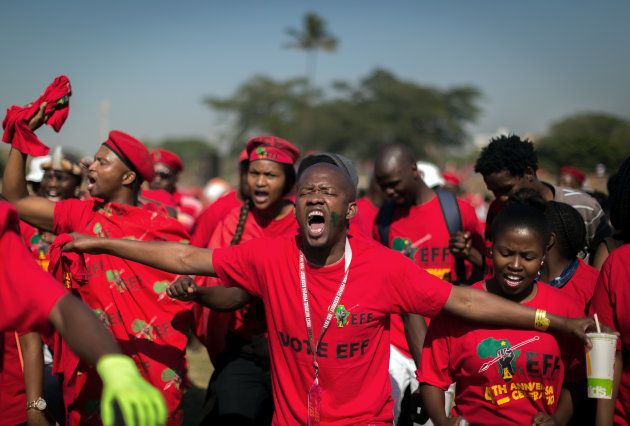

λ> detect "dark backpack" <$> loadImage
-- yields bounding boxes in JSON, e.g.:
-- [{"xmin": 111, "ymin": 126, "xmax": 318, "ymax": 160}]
[{"xmin": 375, "ymin": 189, "xmax": 470, "ymax": 283}]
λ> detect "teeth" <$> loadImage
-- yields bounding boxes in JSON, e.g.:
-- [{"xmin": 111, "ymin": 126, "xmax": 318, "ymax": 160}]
[{"xmin": 308, "ymin": 211, "xmax": 323, "ymax": 218}]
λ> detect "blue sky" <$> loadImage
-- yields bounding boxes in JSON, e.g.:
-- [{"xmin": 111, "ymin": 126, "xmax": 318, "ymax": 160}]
[{"xmin": 1, "ymin": 1, "xmax": 629, "ymax": 155}]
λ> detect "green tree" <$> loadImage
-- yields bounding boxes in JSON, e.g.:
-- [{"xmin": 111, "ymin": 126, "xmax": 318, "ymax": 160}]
[
  {"xmin": 536, "ymin": 112, "xmax": 630, "ymax": 172},
  {"xmin": 285, "ymin": 12, "xmax": 339, "ymax": 86},
  {"xmin": 205, "ymin": 69, "xmax": 481, "ymax": 162}
]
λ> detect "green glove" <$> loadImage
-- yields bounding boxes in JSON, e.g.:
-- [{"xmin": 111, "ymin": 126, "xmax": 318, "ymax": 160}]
[{"xmin": 96, "ymin": 354, "xmax": 168, "ymax": 426}]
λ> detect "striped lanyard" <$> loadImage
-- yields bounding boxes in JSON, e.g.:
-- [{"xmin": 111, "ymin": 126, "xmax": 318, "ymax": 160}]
[{"xmin": 299, "ymin": 238, "xmax": 352, "ymax": 384}]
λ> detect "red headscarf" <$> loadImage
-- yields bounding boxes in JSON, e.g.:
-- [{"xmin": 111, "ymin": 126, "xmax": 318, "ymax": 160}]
[
  {"xmin": 2, "ymin": 76, "xmax": 72, "ymax": 156},
  {"xmin": 245, "ymin": 136, "xmax": 300, "ymax": 165}
]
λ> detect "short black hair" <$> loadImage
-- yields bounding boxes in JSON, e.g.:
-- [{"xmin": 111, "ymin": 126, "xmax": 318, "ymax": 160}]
[
  {"xmin": 475, "ymin": 134, "xmax": 538, "ymax": 177},
  {"xmin": 492, "ymin": 188, "xmax": 550, "ymax": 244},
  {"xmin": 546, "ymin": 201, "xmax": 586, "ymax": 259}
]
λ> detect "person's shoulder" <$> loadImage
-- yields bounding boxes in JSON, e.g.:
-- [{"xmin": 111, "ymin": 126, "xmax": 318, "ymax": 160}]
[
  {"xmin": 554, "ymin": 185, "xmax": 602, "ymax": 209},
  {"xmin": 238, "ymin": 234, "xmax": 297, "ymax": 251},
  {"xmin": 607, "ymin": 243, "xmax": 630, "ymax": 263},
  {"xmin": 57, "ymin": 197, "xmax": 99, "ymax": 214},
  {"xmin": 576, "ymin": 258, "xmax": 599, "ymax": 280},
  {"xmin": 536, "ymin": 282, "xmax": 583, "ymax": 316}
]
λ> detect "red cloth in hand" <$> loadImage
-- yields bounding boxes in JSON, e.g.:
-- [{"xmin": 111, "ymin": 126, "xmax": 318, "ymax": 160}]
[
  {"xmin": 2, "ymin": 75, "xmax": 72, "ymax": 156},
  {"xmin": 48, "ymin": 233, "xmax": 88, "ymax": 289}
]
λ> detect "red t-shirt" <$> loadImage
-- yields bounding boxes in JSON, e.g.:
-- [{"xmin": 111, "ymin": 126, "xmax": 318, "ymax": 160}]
[
  {"xmin": 372, "ymin": 195, "xmax": 483, "ymax": 358},
  {"xmin": 555, "ymin": 259, "xmax": 598, "ymax": 314},
  {"xmin": 350, "ymin": 197, "xmax": 379, "ymax": 237},
  {"xmin": 190, "ymin": 190, "xmax": 241, "ymax": 248},
  {"xmin": 212, "ymin": 235, "xmax": 452, "ymax": 425},
  {"xmin": 589, "ymin": 244, "xmax": 630, "ymax": 426},
  {"xmin": 420, "ymin": 282, "xmax": 584, "ymax": 425},
  {"xmin": 195, "ymin": 205, "xmax": 298, "ymax": 361},
  {"xmin": 0, "ymin": 333, "xmax": 26, "ymax": 425},
  {"xmin": 0, "ymin": 202, "xmax": 67, "ymax": 333},
  {"xmin": 0, "ymin": 202, "xmax": 68, "ymax": 424},
  {"xmin": 53, "ymin": 198, "xmax": 192, "ymax": 425}
]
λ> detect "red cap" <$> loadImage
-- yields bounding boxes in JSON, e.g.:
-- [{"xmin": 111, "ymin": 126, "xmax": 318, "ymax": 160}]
[
  {"xmin": 245, "ymin": 136, "xmax": 300, "ymax": 165},
  {"xmin": 103, "ymin": 130, "xmax": 155, "ymax": 183},
  {"xmin": 560, "ymin": 166, "xmax": 585, "ymax": 185},
  {"xmin": 150, "ymin": 148, "xmax": 183, "ymax": 173},
  {"xmin": 443, "ymin": 171, "xmax": 461, "ymax": 186}
]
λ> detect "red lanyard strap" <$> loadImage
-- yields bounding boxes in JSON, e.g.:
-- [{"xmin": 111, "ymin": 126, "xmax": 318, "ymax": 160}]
[{"xmin": 300, "ymin": 239, "xmax": 352, "ymax": 383}]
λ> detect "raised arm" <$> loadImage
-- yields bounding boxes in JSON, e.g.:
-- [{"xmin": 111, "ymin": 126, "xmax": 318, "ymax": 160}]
[
  {"xmin": 2, "ymin": 104, "xmax": 56, "ymax": 231},
  {"xmin": 444, "ymin": 286, "xmax": 595, "ymax": 346},
  {"xmin": 64, "ymin": 234, "xmax": 217, "ymax": 276}
]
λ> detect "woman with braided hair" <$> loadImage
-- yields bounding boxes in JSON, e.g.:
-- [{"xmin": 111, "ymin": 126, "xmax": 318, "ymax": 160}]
[
  {"xmin": 540, "ymin": 200, "xmax": 599, "ymax": 313},
  {"xmin": 194, "ymin": 136, "xmax": 300, "ymax": 425},
  {"xmin": 419, "ymin": 191, "xmax": 586, "ymax": 425}
]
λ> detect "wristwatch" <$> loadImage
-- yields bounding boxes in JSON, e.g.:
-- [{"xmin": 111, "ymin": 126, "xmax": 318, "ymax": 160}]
[{"xmin": 26, "ymin": 397, "xmax": 47, "ymax": 411}]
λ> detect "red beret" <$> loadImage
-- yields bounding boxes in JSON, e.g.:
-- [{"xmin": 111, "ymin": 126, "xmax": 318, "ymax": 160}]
[
  {"xmin": 443, "ymin": 172, "xmax": 461, "ymax": 186},
  {"xmin": 103, "ymin": 130, "xmax": 155, "ymax": 183},
  {"xmin": 560, "ymin": 166, "xmax": 585, "ymax": 185},
  {"xmin": 150, "ymin": 148, "xmax": 183, "ymax": 173},
  {"xmin": 245, "ymin": 136, "xmax": 300, "ymax": 165}
]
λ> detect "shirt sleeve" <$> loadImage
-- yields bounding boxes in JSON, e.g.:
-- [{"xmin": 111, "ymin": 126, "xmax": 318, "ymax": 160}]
[
  {"xmin": 418, "ymin": 313, "xmax": 454, "ymax": 390},
  {"xmin": 211, "ymin": 238, "xmax": 273, "ymax": 298},
  {"xmin": 0, "ymin": 227, "xmax": 68, "ymax": 333},
  {"xmin": 386, "ymin": 252, "xmax": 453, "ymax": 317},
  {"xmin": 53, "ymin": 199, "xmax": 95, "ymax": 235}
]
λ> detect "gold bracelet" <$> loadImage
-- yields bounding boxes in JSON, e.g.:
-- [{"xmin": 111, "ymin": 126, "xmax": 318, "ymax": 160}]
[{"xmin": 534, "ymin": 309, "xmax": 550, "ymax": 331}]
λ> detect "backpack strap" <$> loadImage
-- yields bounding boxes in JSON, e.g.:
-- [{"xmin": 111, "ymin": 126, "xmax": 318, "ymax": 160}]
[
  {"xmin": 375, "ymin": 200, "xmax": 397, "ymax": 246},
  {"xmin": 435, "ymin": 189, "xmax": 467, "ymax": 282}
]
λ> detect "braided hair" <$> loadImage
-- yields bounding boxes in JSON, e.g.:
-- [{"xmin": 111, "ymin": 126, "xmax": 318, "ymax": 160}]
[
  {"xmin": 229, "ymin": 162, "xmax": 297, "ymax": 246},
  {"xmin": 545, "ymin": 201, "xmax": 586, "ymax": 260}
]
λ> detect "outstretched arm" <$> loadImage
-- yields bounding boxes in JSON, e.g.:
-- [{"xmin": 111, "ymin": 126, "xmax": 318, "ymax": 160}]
[
  {"xmin": 444, "ymin": 286, "xmax": 595, "ymax": 346},
  {"xmin": 1, "ymin": 104, "xmax": 55, "ymax": 231},
  {"xmin": 64, "ymin": 234, "xmax": 217, "ymax": 276}
]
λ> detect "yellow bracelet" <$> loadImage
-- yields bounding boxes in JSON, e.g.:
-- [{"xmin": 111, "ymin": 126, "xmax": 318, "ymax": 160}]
[{"xmin": 534, "ymin": 309, "xmax": 550, "ymax": 331}]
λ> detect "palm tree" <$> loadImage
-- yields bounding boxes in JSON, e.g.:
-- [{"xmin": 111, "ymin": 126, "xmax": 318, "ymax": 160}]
[{"xmin": 285, "ymin": 12, "xmax": 338, "ymax": 87}]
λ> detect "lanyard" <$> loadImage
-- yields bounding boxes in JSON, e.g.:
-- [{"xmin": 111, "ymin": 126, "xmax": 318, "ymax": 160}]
[{"xmin": 299, "ymin": 238, "xmax": 352, "ymax": 384}]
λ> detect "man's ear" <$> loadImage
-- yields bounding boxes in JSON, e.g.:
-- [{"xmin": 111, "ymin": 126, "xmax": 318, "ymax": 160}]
[
  {"xmin": 346, "ymin": 201, "xmax": 357, "ymax": 220},
  {"xmin": 121, "ymin": 170, "xmax": 137, "ymax": 186}
]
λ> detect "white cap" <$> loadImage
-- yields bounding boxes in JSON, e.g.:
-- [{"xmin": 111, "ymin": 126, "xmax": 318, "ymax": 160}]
[
  {"xmin": 416, "ymin": 161, "xmax": 445, "ymax": 188},
  {"xmin": 26, "ymin": 156, "xmax": 51, "ymax": 183}
]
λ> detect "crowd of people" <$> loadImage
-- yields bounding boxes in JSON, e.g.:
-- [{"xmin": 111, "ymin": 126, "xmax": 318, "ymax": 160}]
[{"xmin": 0, "ymin": 80, "xmax": 629, "ymax": 426}]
